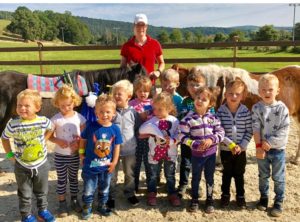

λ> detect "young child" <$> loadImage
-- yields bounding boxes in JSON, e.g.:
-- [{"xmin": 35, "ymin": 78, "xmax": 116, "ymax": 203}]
[
  {"xmin": 79, "ymin": 94, "xmax": 122, "ymax": 219},
  {"xmin": 108, "ymin": 79, "xmax": 141, "ymax": 208},
  {"xmin": 178, "ymin": 70, "xmax": 207, "ymax": 198},
  {"xmin": 1, "ymin": 89, "xmax": 55, "ymax": 222},
  {"xmin": 129, "ymin": 76, "xmax": 153, "ymax": 192},
  {"xmin": 160, "ymin": 68, "xmax": 183, "ymax": 115},
  {"xmin": 252, "ymin": 74, "xmax": 290, "ymax": 217},
  {"xmin": 179, "ymin": 87, "xmax": 224, "ymax": 214},
  {"xmin": 50, "ymin": 84, "xmax": 86, "ymax": 217},
  {"xmin": 139, "ymin": 91, "xmax": 181, "ymax": 207},
  {"xmin": 216, "ymin": 79, "xmax": 253, "ymax": 208}
]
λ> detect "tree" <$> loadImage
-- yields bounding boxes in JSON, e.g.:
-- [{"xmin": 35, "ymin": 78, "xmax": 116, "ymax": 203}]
[
  {"xmin": 157, "ymin": 30, "xmax": 170, "ymax": 44},
  {"xmin": 254, "ymin": 25, "xmax": 280, "ymax": 41},
  {"xmin": 228, "ymin": 29, "xmax": 246, "ymax": 42},
  {"xmin": 214, "ymin": 32, "xmax": 228, "ymax": 42},
  {"xmin": 184, "ymin": 31, "xmax": 194, "ymax": 43},
  {"xmin": 295, "ymin": 22, "xmax": 300, "ymax": 41},
  {"xmin": 169, "ymin": 28, "xmax": 183, "ymax": 43}
]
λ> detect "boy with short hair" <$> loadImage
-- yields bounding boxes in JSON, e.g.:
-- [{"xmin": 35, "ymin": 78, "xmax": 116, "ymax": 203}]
[
  {"xmin": 1, "ymin": 89, "xmax": 55, "ymax": 222},
  {"xmin": 79, "ymin": 94, "xmax": 122, "ymax": 219},
  {"xmin": 252, "ymin": 74, "xmax": 290, "ymax": 217},
  {"xmin": 108, "ymin": 79, "xmax": 142, "ymax": 209}
]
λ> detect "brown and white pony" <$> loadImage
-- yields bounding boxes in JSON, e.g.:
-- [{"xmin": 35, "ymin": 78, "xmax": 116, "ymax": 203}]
[{"xmin": 172, "ymin": 64, "xmax": 300, "ymax": 164}]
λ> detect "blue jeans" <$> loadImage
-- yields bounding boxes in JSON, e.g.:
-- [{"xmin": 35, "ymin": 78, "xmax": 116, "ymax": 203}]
[
  {"xmin": 148, "ymin": 160, "xmax": 176, "ymax": 194},
  {"xmin": 257, "ymin": 149, "xmax": 285, "ymax": 203},
  {"xmin": 82, "ymin": 170, "xmax": 112, "ymax": 206},
  {"xmin": 179, "ymin": 144, "xmax": 192, "ymax": 187},
  {"xmin": 191, "ymin": 153, "xmax": 216, "ymax": 200}
]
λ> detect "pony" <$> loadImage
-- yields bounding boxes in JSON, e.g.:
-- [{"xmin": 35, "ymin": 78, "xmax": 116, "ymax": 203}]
[
  {"xmin": 0, "ymin": 63, "xmax": 147, "ymax": 134},
  {"xmin": 172, "ymin": 64, "xmax": 300, "ymax": 165}
]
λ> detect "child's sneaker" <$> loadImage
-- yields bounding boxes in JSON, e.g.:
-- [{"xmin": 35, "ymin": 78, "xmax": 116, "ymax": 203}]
[
  {"xmin": 256, "ymin": 197, "xmax": 268, "ymax": 211},
  {"xmin": 236, "ymin": 196, "xmax": 247, "ymax": 209},
  {"xmin": 81, "ymin": 205, "xmax": 92, "ymax": 220},
  {"xmin": 270, "ymin": 202, "xmax": 283, "ymax": 217},
  {"xmin": 57, "ymin": 201, "xmax": 68, "ymax": 217},
  {"xmin": 37, "ymin": 209, "xmax": 56, "ymax": 222},
  {"xmin": 147, "ymin": 192, "xmax": 157, "ymax": 206},
  {"xmin": 188, "ymin": 199, "xmax": 199, "ymax": 212},
  {"xmin": 220, "ymin": 194, "xmax": 230, "ymax": 208},
  {"xmin": 21, "ymin": 214, "xmax": 37, "ymax": 222},
  {"xmin": 107, "ymin": 198, "xmax": 115, "ymax": 210},
  {"xmin": 127, "ymin": 195, "xmax": 140, "ymax": 206},
  {"xmin": 205, "ymin": 199, "xmax": 215, "ymax": 214},
  {"xmin": 168, "ymin": 194, "xmax": 181, "ymax": 207},
  {"xmin": 70, "ymin": 198, "xmax": 82, "ymax": 213},
  {"xmin": 97, "ymin": 204, "xmax": 112, "ymax": 216}
]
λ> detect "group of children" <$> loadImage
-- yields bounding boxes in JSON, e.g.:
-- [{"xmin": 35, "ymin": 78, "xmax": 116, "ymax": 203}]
[{"xmin": 1, "ymin": 67, "xmax": 290, "ymax": 221}]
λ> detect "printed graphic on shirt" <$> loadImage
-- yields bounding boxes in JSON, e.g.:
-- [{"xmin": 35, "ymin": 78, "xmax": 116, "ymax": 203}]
[{"xmin": 91, "ymin": 133, "xmax": 114, "ymax": 167}]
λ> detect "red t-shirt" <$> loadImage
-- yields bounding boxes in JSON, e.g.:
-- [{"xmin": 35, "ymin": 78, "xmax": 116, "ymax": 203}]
[{"xmin": 121, "ymin": 35, "xmax": 163, "ymax": 75}]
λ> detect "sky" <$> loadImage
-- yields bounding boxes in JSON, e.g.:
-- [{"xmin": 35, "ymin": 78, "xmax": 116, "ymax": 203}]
[{"xmin": 1, "ymin": 2, "xmax": 300, "ymax": 28}]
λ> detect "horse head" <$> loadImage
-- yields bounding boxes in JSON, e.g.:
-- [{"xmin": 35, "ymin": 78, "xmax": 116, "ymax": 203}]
[{"xmin": 126, "ymin": 63, "xmax": 148, "ymax": 83}]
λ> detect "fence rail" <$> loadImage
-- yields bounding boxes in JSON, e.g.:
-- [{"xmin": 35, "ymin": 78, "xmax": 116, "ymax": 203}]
[{"xmin": 0, "ymin": 40, "xmax": 299, "ymax": 73}]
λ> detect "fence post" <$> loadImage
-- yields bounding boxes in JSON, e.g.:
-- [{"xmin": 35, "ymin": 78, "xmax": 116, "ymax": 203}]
[
  {"xmin": 233, "ymin": 36, "xmax": 239, "ymax": 67},
  {"xmin": 37, "ymin": 41, "xmax": 44, "ymax": 74}
]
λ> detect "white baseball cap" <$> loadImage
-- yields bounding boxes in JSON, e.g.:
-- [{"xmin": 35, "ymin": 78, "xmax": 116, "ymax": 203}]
[{"xmin": 134, "ymin": 13, "xmax": 148, "ymax": 25}]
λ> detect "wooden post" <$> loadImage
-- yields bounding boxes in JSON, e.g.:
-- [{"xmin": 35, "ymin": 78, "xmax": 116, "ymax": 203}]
[
  {"xmin": 233, "ymin": 36, "xmax": 239, "ymax": 68},
  {"xmin": 37, "ymin": 41, "xmax": 44, "ymax": 74}
]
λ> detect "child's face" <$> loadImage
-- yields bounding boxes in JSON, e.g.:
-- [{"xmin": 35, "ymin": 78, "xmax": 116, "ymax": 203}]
[
  {"xmin": 113, "ymin": 88, "xmax": 131, "ymax": 108},
  {"xmin": 258, "ymin": 80, "xmax": 279, "ymax": 105},
  {"xmin": 57, "ymin": 97, "xmax": 74, "ymax": 116},
  {"xmin": 161, "ymin": 78, "xmax": 179, "ymax": 95},
  {"xmin": 187, "ymin": 80, "xmax": 206, "ymax": 99},
  {"xmin": 153, "ymin": 102, "xmax": 170, "ymax": 119},
  {"xmin": 194, "ymin": 92, "xmax": 210, "ymax": 113},
  {"xmin": 16, "ymin": 97, "xmax": 40, "ymax": 120},
  {"xmin": 135, "ymin": 88, "xmax": 150, "ymax": 102},
  {"xmin": 95, "ymin": 103, "xmax": 116, "ymax": 126},
  {"xmin": 225, "ymin": 86, "xmax": 244, "ymax": 108}
]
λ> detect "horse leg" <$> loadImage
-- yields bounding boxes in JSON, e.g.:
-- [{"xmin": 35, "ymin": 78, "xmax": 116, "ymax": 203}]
[{"xmin": 291, "ymin": 116, "xmax": 300, "ymax": 165}]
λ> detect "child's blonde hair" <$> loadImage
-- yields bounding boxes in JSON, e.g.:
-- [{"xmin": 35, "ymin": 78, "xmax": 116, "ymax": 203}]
[
  {"xmin": 225, "ymin": 78, "xmax": 248, "ymax": 100},
  {"xmin": 258, "ymin": 74, "xmax": 279, "ymax": 88},
  {"xmin": 17, "ymin": 89, "xmax": 42, "ymax": 109},
  {"xmin": 187, "ymin": 69, "xmax": 206, "ymax": 84},
  {"xmin": 95, "ymin": 93, "xmax": 116, "ymax": 111},
  {"xmin": 52, "ymin": 84, "xmax": 82, "ymax": 108},
  {"xmin": 152, "ymin": 91, "xmax": 177, "ymax": 116},
  {"xmin": 112, "ymin": 79, "xmax": 133, "ymax": 97},
  {"xmin": 133, "ymin": 76, "xmax": 152, "ymax": 94},
  {"xmin": 194, "ymin": 86, "xmax": 220, "ymax": 108},
  {"xmin": 160, "ymin": 69, "xmax": 180, "ymax": 83}
]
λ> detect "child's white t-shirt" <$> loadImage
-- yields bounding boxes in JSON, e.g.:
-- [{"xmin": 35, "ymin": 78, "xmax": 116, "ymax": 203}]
[{"xmin": 51, "ymin": 111, "xmax": 86, "ymax": 155}]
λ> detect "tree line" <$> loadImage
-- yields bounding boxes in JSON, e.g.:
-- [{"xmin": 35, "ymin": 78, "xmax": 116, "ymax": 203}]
[{"xmin": 1, "ymin": 7, "xmax": 300, "ymax": 46}]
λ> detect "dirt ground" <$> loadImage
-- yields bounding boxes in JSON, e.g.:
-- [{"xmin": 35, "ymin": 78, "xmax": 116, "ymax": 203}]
[{"xmin": 0, "ymin": 120, "xmax": 299, "ymax": 222}]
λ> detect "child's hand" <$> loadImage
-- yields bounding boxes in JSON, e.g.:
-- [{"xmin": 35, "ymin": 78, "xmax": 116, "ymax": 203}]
[
  {"xmin": 79, "ymin": 155, "xmax": 85, "ymax": 165},
  {"xmin": 70, "ymin": 139, "xmax": 80, "ymax": 152},
  {"xmin": 262, "ymin": 141, "xmax": 271, "ymax": 151},
  {"xmin": 8, "ymin": 156, "xmax": 16, "ymax": 163},
  {"xmin": 165, "ymin": 136, "xmax": 170, "ymax": 145},
  {"xmin": 108, "ymin": 162, "xmax": 116, "ymax": 173},
  {"xmin": 256, "ymin": 148, "xmax": 265, "ymax": 159},
  {"xmin": 200, "ymin": 139, "xmax": 213, "ymax": 150},
  {"xmin": 56, "ymin": 139, "xmax": 69, "ymax": 149},
  {"xmin": 232, "ymin": 145, "xmax": 242, "ymax": 155}
]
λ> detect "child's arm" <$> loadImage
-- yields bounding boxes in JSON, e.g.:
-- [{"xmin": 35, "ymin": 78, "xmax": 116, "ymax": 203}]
[
  {"xmin": 79, "ymin": 138, "xmax": 87, "ymax": 165},
  {"xmin": 1, "ymin": 138, "xmax": 15, "ymax": 163},
  {"xmin": 48, "ymin": 133, "xmax": 69, "ymax": 148},
  {"xmin": 108, "ymin": 144, "xmax": 120, "ymax": 173},
  {"xmin": 69, "ymin": 123, "xmax": 86, "ymax": 152}
]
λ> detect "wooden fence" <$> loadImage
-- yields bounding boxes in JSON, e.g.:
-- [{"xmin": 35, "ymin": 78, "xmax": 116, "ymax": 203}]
[{"xmin": 0, "ymin": 40, "xmax": 299, "ymax": 74}]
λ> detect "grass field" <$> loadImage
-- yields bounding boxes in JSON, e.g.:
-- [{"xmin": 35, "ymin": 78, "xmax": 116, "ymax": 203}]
[{"xmin": 0, "ymin": 39, "xmax": 299, "ymax": 75}]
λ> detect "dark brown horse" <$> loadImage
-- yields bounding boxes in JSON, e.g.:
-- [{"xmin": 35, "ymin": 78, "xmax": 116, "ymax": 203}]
[{"xmin": 0, "ymin": 64, "xmax": 147, "ymax": 134}]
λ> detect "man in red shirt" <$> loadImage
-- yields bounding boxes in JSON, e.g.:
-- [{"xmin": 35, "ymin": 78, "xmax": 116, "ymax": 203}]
[{"xmin": 120, "ymin": 13, "xmax": 165, "ymax": 85}]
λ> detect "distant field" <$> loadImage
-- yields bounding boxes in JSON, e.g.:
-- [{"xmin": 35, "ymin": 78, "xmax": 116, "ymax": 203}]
[
  {"xmin": 0, "ymin": 19, "xmax": 10, "ymax": 33},
  {"xmin": 0, "ymin": 40, "xmax": 299, "ymax": 74}
]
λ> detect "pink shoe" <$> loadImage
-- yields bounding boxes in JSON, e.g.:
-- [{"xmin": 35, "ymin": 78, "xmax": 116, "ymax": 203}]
[
  {"xmin": 169, "ymin": 194, "xmax": 181, "ymax": 207},
  {"xmin": 147, "ymin": 192, "xmax": 157, "ymax": 206}
]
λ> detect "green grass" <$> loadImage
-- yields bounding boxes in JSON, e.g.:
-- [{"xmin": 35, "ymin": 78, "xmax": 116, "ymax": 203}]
[
  {"xmin": 0, "ymin": 19, "xmax": 10, "ymax": 33},
  {"xmin": 0, "ymin": 40, "xmax": 299, "ymax": 74}
]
